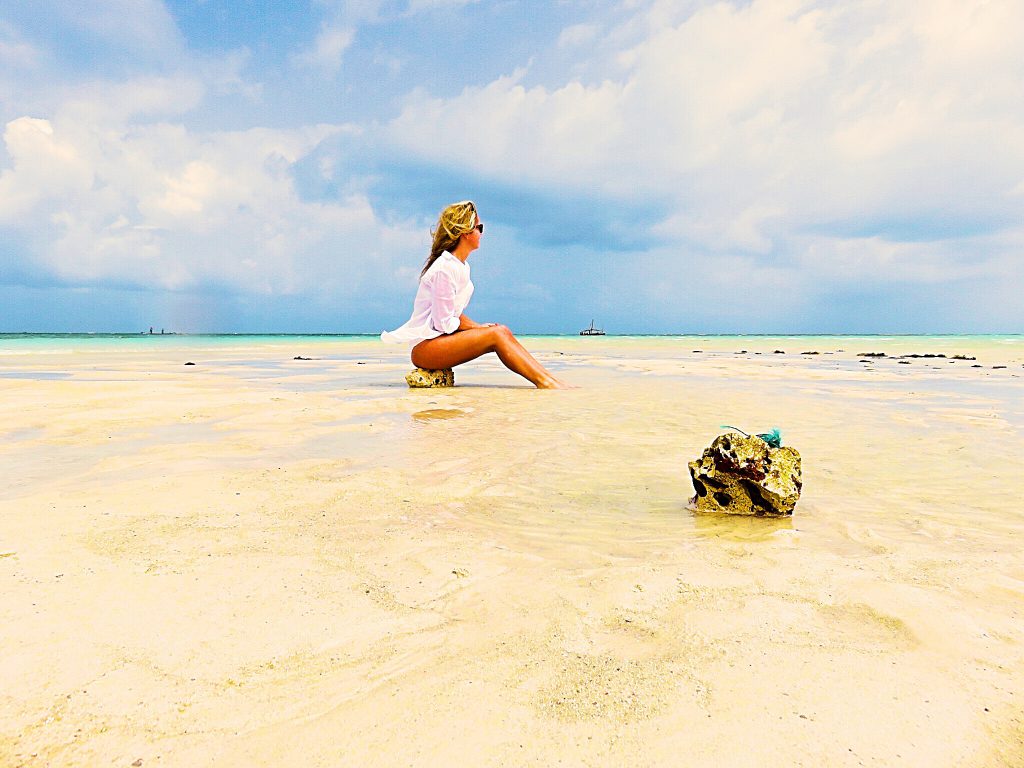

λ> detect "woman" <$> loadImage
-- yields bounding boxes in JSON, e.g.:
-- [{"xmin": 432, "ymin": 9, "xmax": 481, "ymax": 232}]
[{"xmin": 382, "ymin": 200, "xmax": 571, "ymax": 389}]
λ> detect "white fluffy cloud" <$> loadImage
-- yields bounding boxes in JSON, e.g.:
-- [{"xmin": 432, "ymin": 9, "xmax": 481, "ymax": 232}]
[
  {"xmin": 0, "ymin": 103, "xmax": 419, "ymax": 296},
  {"xmin": 0, "ymin": 4, "xmax": 427, "ymax": 309},
  {"xmin": 1, "ymin": 0, "xmax": 1022, "ymax": 331},
  {"xmin": 386, "ymin": 0, "xmax": 1024, "ymax": 282}
]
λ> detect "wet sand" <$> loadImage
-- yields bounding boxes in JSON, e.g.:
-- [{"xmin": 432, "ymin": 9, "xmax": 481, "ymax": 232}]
[{"xmin": 1, "ymin": 336, "xmax": 1022, "ymax": 766}]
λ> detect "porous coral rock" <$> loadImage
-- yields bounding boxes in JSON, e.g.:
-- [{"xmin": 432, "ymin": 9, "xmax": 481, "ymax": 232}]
[
  {"xmin": 406, "ymin": 368, "xmax": 455, "ymax": 388},
  {"xmin": 688, "ymin": 432, "xmax": 802, "ymax": 516}
]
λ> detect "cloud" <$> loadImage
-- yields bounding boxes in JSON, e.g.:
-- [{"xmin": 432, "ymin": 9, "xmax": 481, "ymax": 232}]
[
  {"xmin": 2, "ymin": 0, "xmax": 1022, "ymax": 332},
  {"xmin": 385, "ymin": 0, "xmax": 1024, "ymax": 274},
  {"xmin": 0, "ymin": 117, "xmax": 91, "ymax": 220},
  {"xmin": 0, "ymin": 106, "xmax": 423, "ymax": 299},
  {"xmin": 292, "ymin": 24, "xmax": 356, "ymax": 76},
  {"xmin": 405, "ymin": 0, "xmax": 479, "ymax": 13},
  {"xmin": 60, "ymin": 75, "xmax": 207, "ymax": 125},
  {"xmin": 0, "ymin": 6, "xmax": 424, "ymax": 314},
  {"xmin": 557, "ymin": 23, "xmax": 599, "ymax": 48},
  {"xmin": 5, "ymin": 0, "xmax": 185, "ymax": 68},
  {"xmin": 0, "ymin": 22, "xmax": 39, "ymax": 68}
]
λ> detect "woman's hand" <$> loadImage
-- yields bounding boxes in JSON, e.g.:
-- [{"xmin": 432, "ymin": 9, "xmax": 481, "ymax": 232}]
[{"xmin": 458, "ymin": 314, "xmax": 498, "ymax": 331}]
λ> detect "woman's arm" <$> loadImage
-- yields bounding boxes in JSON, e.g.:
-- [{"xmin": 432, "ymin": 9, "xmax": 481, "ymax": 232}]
[{"xmin": 429, "ymin": 272, "xmax": 461, "ymax": 334}]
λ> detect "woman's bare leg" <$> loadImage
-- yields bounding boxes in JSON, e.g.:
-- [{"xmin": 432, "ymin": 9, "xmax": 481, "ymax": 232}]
[{"xmin": 411, "ymin": 326, "xmax": 571, "ymax": 389}]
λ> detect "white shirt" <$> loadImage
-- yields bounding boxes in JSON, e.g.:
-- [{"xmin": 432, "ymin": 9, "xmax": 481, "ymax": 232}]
[{"xmin": 381, "ymin": 251, "xmax": 474, "ymax": 345}]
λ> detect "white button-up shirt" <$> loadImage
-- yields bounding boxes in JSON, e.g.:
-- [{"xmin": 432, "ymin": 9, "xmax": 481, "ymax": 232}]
[{"xmin": 381, "ymin": 252, "xmax": 474, "ymax": 345}]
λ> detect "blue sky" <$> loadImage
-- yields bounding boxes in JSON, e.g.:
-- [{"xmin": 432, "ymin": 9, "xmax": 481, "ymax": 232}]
[{"xmin": 1, "ymin": 0, "xmax": 1022, "ymax": 333}]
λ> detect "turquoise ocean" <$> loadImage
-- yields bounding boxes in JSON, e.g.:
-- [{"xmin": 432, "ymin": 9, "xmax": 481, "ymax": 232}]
[{"xmin": 2, "ymin": 332, "xmax": 1022, "ymax": 353}]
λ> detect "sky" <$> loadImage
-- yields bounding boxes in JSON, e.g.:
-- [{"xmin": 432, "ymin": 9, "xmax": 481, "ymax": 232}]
[{"xmin": 1, "ymin": 0, "xmax": 1022, "ymax": 334}]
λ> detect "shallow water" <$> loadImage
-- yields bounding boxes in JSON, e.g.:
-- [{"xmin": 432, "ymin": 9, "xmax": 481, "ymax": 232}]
[{"xmin": 2, "ymin": 335, "xmax": 1022, "ymax": 766}]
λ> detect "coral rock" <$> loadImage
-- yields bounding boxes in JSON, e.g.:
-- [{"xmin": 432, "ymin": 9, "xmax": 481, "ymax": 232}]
[
  {"xmin": 688, "ymin": 432, "xmax": 802, "ymax": 516},
  {"xmin": 406, "ymin": 368, "xmax": 455, "ymax": 388}
]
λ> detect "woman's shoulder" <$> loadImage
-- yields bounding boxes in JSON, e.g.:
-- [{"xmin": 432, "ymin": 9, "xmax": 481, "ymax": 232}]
[{"xmin": 424, "ymin": 251, "xmax": 463, "ymax": 279}]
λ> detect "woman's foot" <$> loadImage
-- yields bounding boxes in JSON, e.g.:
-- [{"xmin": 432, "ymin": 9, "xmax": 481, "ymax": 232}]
[{"xmin": 536, "ymin": 376, "xmax": 577, "ymax": 389}]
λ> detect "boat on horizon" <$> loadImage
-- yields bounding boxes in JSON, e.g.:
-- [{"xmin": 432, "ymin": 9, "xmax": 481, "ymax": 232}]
[{"xmin": 579, "ymin": 320, "xmax": 606, "ymax": 336}]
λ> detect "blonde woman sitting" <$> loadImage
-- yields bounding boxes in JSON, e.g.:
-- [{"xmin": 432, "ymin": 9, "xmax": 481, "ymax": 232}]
[{"xmin": 382, "ymin": 201, "xmax": 571, "ymax": 389}]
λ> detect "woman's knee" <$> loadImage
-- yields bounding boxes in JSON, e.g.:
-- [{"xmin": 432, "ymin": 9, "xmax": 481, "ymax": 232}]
[{"xmin": 489, "ymin": 324, "xmax": 514, "ymax": 346}]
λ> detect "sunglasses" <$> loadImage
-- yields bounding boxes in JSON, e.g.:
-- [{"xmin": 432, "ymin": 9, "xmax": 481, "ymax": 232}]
[{"xmin": 473, "ymin": 223, "xmax": 484, "ymax": 234}]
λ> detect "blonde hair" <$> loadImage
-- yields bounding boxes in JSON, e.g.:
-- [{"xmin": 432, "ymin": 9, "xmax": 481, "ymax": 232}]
[{"xmin": 420, "ymin": 200, "xmax": 478, "ymax": 278}]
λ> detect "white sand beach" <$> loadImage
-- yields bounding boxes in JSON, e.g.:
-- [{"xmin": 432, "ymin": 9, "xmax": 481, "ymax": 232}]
[{"xmin": 1, "ymin": 336, "xmax": 1022, "ymax": 766}]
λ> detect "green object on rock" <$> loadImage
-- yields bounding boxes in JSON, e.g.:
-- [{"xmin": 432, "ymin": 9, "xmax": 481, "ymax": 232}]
[{"xmin": 720, "ymin": 425, "xmax": 782, "ymax": 448}]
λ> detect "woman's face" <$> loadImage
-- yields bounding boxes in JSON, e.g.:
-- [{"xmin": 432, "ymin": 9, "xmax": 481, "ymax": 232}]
[{"xmin": 463, "ymin": 214, "xmax": 483, "ymax": 251}]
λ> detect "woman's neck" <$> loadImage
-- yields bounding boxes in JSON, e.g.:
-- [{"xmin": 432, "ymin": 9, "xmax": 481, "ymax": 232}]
[{"xmin": 451, "ymin": 241, "xmax": 473, "ymax": 263}]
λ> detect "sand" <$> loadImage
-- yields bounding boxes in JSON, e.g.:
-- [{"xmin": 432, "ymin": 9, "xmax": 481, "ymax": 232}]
[{"xmin": 1, "ymin": 336, "xmax": 1022, "ymax": 767}]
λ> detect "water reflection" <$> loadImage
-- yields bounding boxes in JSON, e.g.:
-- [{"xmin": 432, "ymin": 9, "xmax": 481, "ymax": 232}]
[
  {"xmin": 412, "ymin": 408, "xmax": 467, "ymax": 421},
  {"xmin": 690, "ymin": 509, "xmax": 795, "ymax": 541}
]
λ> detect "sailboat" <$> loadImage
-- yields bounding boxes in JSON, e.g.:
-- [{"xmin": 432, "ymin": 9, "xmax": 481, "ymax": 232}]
[{"xmin": 579, "ymin": 319, "xmax": 605, "ymax": 336}]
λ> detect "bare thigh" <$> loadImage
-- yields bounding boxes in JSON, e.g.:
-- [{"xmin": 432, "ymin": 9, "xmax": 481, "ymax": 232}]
[{"xmin": 411, "ymin": 327, "xmax": 498, "ymax": 369}]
